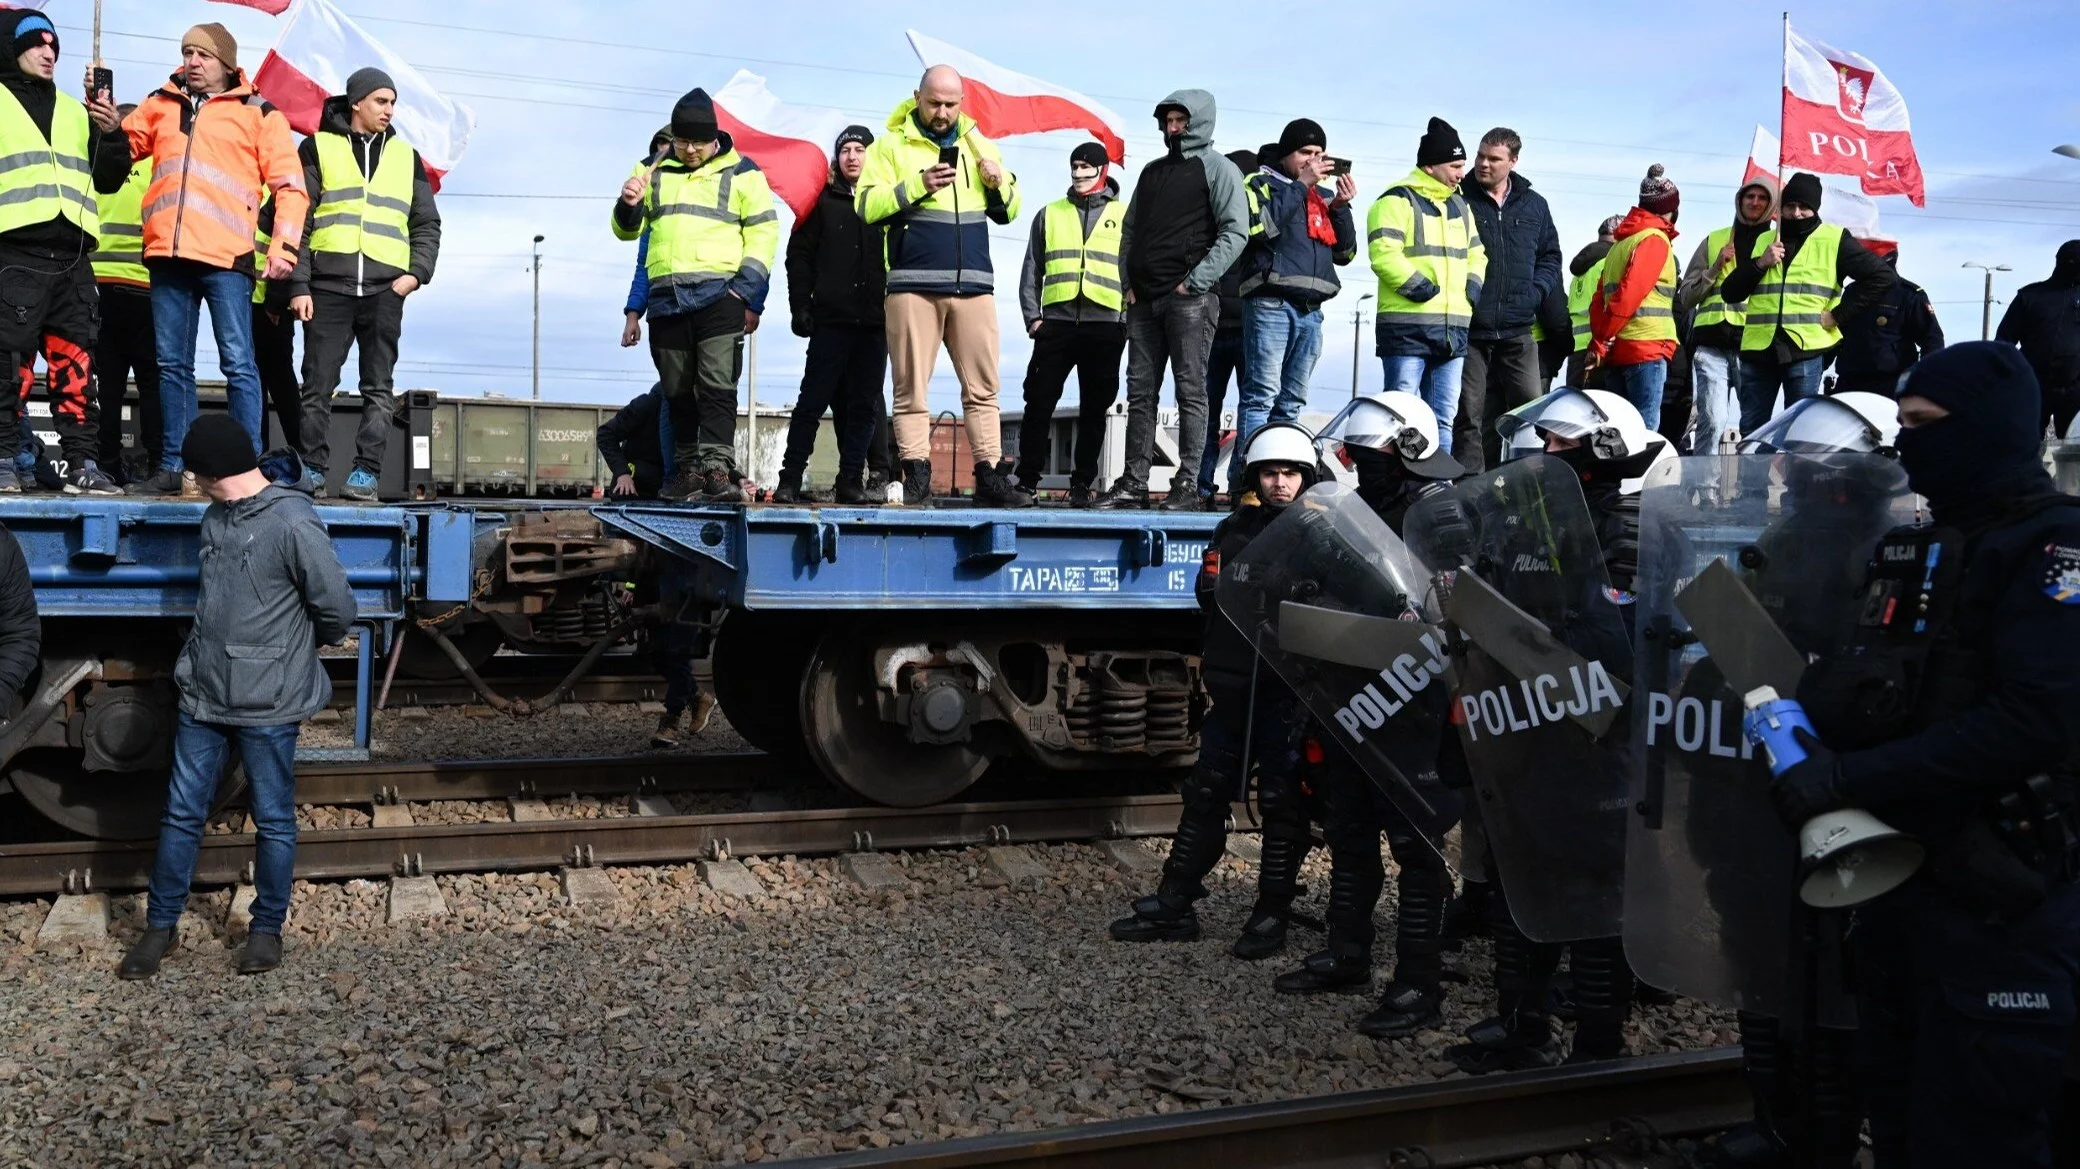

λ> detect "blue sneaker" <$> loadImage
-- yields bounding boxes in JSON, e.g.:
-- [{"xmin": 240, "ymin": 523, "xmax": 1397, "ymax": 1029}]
[{"xmin": 340, "ymin": 467, "xmax": 379, "ymax": 502}]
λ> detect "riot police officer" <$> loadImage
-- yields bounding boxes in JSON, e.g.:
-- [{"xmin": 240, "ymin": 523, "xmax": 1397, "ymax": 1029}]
[
  {"xmin": 1766, "ymin": 342, "xmax": 2080, "ymax": 1168},
  {"xmin": 1269, "ymin": 393, "xmax": 1472, "ymax": 1038},
  {"xmin": 1109, "ymin": 423, "xmax": 1319, "ymax": 954},
  {"xmin": 1447, "ymin": 388, "xmax": 1669, "ymax": 1072}
]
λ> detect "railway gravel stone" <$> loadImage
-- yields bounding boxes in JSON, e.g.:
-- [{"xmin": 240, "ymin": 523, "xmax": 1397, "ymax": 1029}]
[
  {"xmin": 1097, "ymin": 838, "xmax": 1164, "ymax": 874},
  {"xmin": 0, "ymin": 844, "xmax": 1733, "ymax": 1167}
]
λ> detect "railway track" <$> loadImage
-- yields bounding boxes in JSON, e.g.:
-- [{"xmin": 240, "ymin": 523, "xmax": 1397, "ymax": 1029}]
[
  {"xmin": 290, "ymin": 752, "xmax": 771, "ymax": 805},
  {"xmin": 0, "ymin": 791, "xmax": 1187, "ymax": 896},
  {"xmin": 781, "ymin": 1047, "xmax": 1748, "ymax": 1169}
]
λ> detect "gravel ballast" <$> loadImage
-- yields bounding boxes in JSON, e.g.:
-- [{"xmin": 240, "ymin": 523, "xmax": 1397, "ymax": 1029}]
[{"xmin": 1, "ymin": 841, "xmax": 1732, "ymax": 1167}]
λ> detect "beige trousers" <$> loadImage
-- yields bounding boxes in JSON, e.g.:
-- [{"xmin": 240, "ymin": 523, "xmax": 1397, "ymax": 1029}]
[{"xmin": 884, "ymin": 291, "xmax": 1001, "ymax": 463}]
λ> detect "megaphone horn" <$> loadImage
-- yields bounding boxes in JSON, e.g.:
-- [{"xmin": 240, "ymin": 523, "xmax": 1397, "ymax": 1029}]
[{"xmin": 1797, "ymin": 807, "xmax": 1926, "ymax": 909}]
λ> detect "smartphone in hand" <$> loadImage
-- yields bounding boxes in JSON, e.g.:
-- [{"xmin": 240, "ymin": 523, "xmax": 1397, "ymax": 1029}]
[
  {"xmin": 1325, "ymin": 156, "xmax": 1352, "ymax": 178},
  {"xmin": 938, "ymin": 145, "xmax": 959, "ymax": 168},
  {"xmin": 89, "ymin": 66, "xmax": 113, "ymax": 104}
]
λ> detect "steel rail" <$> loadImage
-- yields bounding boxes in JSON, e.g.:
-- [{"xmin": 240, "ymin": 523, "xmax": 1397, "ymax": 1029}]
[
  {"xmin": 777, "ymin": 1047, "xmax": 1747, "ymax": 1169},
  {"xmin": 0, "ymin": 793, "xmax": 1187, "ymax": 895},
  {"xmin": 290, "ymin": 752, "xmax": 775, "ymax": 804}
]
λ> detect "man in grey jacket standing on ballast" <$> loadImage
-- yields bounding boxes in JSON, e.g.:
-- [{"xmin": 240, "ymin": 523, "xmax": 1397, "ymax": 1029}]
[
  {"xmin": 121, "ymin": 415, "xmax": 355, "ymax": 980},
  {"xmin": 1097, "ymin": 89, "xmax": 1248, "ymax": 510}
]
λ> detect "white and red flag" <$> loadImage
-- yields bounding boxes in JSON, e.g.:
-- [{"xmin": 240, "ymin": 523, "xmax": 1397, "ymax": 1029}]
[
  {"xmin": 251, "ymin": 0, "xmax": 475, "ymax": 184},
  {"xmin": 904, "ymin": 29, "xmax": 1127, "ymax": 163},
  {"xmin": 1742, "ymin": 124, "xmax": 1781, "ymax": 191},
  {"xmin": 712, "ymin": 70, "xmax": 853, "ymax": 222},
  {"xmin": 1779, "ymin": 23, "xmax": 1925, "ymax": 206},
  {"xmin": 207, "ymin": 0, "xmax": 293, "ymax": 14}
]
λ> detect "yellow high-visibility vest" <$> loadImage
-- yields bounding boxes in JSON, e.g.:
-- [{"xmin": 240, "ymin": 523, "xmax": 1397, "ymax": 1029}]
[{"xmin": 1038, "ymin": 195, "xmax": 1123, "ymax": 311}]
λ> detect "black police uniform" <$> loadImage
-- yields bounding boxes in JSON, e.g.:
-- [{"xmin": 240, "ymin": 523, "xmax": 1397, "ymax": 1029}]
[
  {"xmin": 1776, "ymin": 343, "xmax": 2080, "ymax": 1168},
  {"xmin": 1833, "ymin": 253, "xmax": 1944, "ymax": 397},
  {"xmin": 1110, "ymin": 496, "xmax": 1311, "ymax": 947}
]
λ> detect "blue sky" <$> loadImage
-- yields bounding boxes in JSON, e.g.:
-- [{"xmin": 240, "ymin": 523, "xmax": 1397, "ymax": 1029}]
[{"xmin": 83, "ymin": 0, "xmax": 2080, "ymax": 415}]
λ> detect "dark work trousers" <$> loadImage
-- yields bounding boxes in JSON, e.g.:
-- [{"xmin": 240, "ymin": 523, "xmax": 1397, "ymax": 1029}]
[
  {"xmin": 1457, "ymin": 334, "xmax": 1542, "ymax": 474},
  {"xmin": 1159, "ymin": 671, "xmax": 1308, "ymax": 900},
  {"xmin": 250, "ymin": 302, "xmax": 300, "ymax": 451},
  {"xmin": 1121, "ymin": 290, "xmax": 1217, "ymax": 491},
  {"xmin": 0, "ymin": 247, "xmax": 100, "ymax": 468},
  {"xmin": 782, "ymin": 322, "xmax": 889, "ymax": 485},
  {"xmin": 1316, "ymin": 739, "xmax": 1460, "ymax": 980},
  {"xmin": 1018, "ymin": 320, "xmax": 1127, "ymax": 491},
  {"xmin": 2041, "ymin": 380, "xmax": 2080, "ymax": 439},
  {"xmin": 94, "ymin": 285, "xmax": 159, "ymax": 471},
  {"xmin": 649, "ymin": 296, "xmax": 744, "ymax": 474},
  {"xmin": 299, "ymin": 287, "xmax": 405, "ymax": 475}
]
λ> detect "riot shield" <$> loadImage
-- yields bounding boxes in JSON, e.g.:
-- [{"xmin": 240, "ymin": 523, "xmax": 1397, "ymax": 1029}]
[
  {"xmin": 1404, "ymin": 454, "xmax": 1635, "ymax": 943},
  {"xmin": 1216, "ymin": 483, "xmax": 1459, "ymax": 839},
  {"xmin": 1623, "ymin": 452, "xmax": 1916, "ymax": 1014}
]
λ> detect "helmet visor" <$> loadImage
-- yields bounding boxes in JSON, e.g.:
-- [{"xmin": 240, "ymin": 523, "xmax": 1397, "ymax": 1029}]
[
  {"xmin": 1738, "ymin": 398, "xmax": 1886, "ymax": 455},
  {"xmin": 1495, "ymin": 389, "xmax": 1608, "ymax": 445},
  {"xmin": 1318, "ymin": 399, "xmax": 1422, "ymax": 457}
]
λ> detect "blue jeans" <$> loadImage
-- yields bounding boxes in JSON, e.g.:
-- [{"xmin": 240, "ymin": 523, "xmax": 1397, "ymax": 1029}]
[
  {"xmin": 146, "ymin": 712, "xmax": 301, "ymax": 934},
  {"xmin": 1232, "ymin": 299, "xmax": 1322, "ymax": 488},
  {"xmin": 1690, "ymin": 347, "xmax": 1741, "ymax": 453},
  {"xmin": 152, "ymin": 263, "xmax": 263, "ymax": 472},
  {"xmin": 1384, "ymin": 354, "xmax": 1467, "ymax": 431},
  {"xmin": 1198, "ymin": 329, "xmax": 1243, "ymax": 497},
  {"xmin": 1736, "ymin": 353, "xmax": 1825, "ymax": 434},
  {"xmin": 1603, "ymin": 358, "xmax": 1668, "ymax": 432}
]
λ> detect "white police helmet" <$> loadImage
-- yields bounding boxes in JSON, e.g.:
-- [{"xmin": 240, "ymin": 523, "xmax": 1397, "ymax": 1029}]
[
  {"xmin": 1242, "ymin": 422, "xmax": 1320, "ymax": 487},
  {"xmin": 1739, "ymin": 391, "xmax": 1901, "ymax": 455},
  {"xmin": 1316, "ymin": 392, "xmax": 1463, "ymax": 479},
  {"xmin": 1496, "ymin": 388, "xmax": 1657, "ymax": 462}
]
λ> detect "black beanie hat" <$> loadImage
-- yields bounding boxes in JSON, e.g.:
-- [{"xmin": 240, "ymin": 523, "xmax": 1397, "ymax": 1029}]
[
  {"xmin": 1782, "ymin": 171, "xmax": 1824, "ymax": 212},
  {"xmin": 181, "ymin": 414, "xmax": 259, "ymax": 479},
  {"xmin": 1255, "ymin": 144, "xmax": 1281, "ymax": 171},
  {"xmin": 345, "ymin": 67, "xmax": 395, "ymax": 108},
  {"xmin": 1275, "ymin": 117, "xmax": 1327, "ymax": 158},
  {"xmin": 1069, "ymin": 140, "xmax": 1109, "ymax": 170},
  {"xmin": 834, "ymin": 124, "xmax": 874, "ymax": 152},
  {"xmin": 9, "ymin": 12, "xmax": 57, "ymax": 61},
  {"xmin": 1225, "ymin": 148, "xmax": 1257, "ymax": 174},
  {"xmin": 1416, "ymin": 117, "xmax": 1464, "ymax": 168},
  {"xmin": 671, "ymin": 88, "xmax": 718, "ymax": 143}
]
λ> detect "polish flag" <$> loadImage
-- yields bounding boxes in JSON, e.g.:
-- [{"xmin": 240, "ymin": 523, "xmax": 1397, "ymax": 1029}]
[
  {"xmin": 1742, "ymin": 125, "xmax": 1781, "ymax": 191},
  {"xmin": 1822, "ymin": 181, "xmax": 1884, "ymax": 243},
  {"xmin": 1780, "ymin": 24, "xmax": 1925, "ymax": 206},
  {"xmin": 905, "ymin": 30, "xmax": 1127, "ymax": 163},
  {"xmin": 713, "ymin": 70, "xmax": 853, "ymax": 223},
  {"xmin": 207, "ymin": 0, "xmax": 293, "ymax": 14},
  {"xmin": 251, "ymin": 0, "xmax": 474, "ymax": 185}
]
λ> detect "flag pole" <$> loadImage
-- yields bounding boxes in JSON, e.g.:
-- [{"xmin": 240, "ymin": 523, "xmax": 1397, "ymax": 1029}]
[
  {"xmin": 92, "ymin": 0, "xmax": 102, "ymax": 68},
  {"xmin": 1778, "ymin": 11, "xmax": 1791, "ymax": 186}
]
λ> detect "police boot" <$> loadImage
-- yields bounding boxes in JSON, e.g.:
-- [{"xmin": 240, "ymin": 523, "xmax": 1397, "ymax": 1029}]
[
  {"xmin": 1447, "ymin": 921, "xmax": 1562, "ymax": 1074},
  {"xmin": 1562, "ymin": 937, "xmax": 1633, "ymax": 1064},
  {"xmin": 1272, "ymin": 862, "xmax": 1375, "ymax": 993},
  {"xmin": 1107, "ymin": 878, "xmax": 1202, "ymax": 943},
  {"xmin": 1361, "ymin": 862, "xmax": 1452, "ymax": 1037},
  {"xmin": 1359, "ymin": 981, "xmax": 1446, "ymax": 1039},
  {"xmin": 899, "ymin": 459, "xmax": 934, "ymax": 507},
  {"xmin": 1698, "ymin": 1012, "xmax": 1791, "ymax": 1169},
  {"xmin": 771, "ymin": 468, "xmax": 804, "ymax": 504},
  {"xmin": 1231, "ymin": 828, "xmax": 1311, "ymax": 960}
]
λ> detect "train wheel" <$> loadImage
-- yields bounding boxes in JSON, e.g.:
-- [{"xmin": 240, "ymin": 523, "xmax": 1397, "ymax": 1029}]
[
  {"xmin": 8, "ymin": 748, "xmax": 245, "ymax": 841},
  {"xmin": 711, "ymin": 612, "xmax": 818, "ymax": 758},
  {"xmin": 799, "ymin": 629, "xmax": 989, "ymax": 807},
  {"xmin": 397, "ymin": 622, "xmax": 503, "ymax": 681}
]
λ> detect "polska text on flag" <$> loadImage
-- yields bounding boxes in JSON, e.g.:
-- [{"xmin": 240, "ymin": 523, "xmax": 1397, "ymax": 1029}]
[{"xmin": 1780, "ymin": 23, "xmax": 1925, "ymax": 206}]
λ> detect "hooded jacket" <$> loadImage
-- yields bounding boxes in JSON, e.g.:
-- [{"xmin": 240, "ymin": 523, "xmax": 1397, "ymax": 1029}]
[
  {"xmin": 0, "ymin": 12, "xmax": 132, "ymax": 253},
  {"xmin": 1996, "ymin": 242, "xmax": 2080, "ymax": 391},
  {"xmin": 175, "ymin": 478, "xmax": 356, "ymax": 727},
  {"xmin": 1018, "ymin": 175, "xmax": 1125, "ymax": 325},
  {"xmin": 1588, "ymin": 207, "xmax": 1679, "ymax": 367},
  {"xmin": 1458, "ymin": 172, "xmax": 1562, "ymax": 340},
  {"xmin": 117, "ymin": 69, "xmax": 309, "ymax": 275},
  {"xmin": 855, "ymin": 101, "xmax": 1019, "ymax": 297},
  {"xmin": 596, "ymin": 387, "xmax": 669, "ymax": 493},
  {"xmin": 287, "ymin": 94, "xmax": 441, "ymax": 299},
  {"xmin": 786, "ymin": 174, "xmax": 885, "ymax": 326},
  {"xmin": 1677, "ymin": 178, "xmax": 1776, "ymax": 351},
  {"xmin": 1118, "ymin": 90, "xmax": 1248, "ymax": 301}
]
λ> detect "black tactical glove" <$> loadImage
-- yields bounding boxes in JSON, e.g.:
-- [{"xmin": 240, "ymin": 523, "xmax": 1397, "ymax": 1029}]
[
  {"xmin": 1409, "ymin": 493, "xmax": 1476, "ymax": 566},
  {"xmin": 791, "ymin": 311, "xmax": 814, "ymax": 338},
  {"xmin": 1767, "ymin": 727, "xmax": 1851, "ymax": 828}
]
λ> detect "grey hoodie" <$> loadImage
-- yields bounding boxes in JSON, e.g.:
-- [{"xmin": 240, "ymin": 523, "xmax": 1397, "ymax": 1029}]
[
  {"xmin": 175, "ymin": 481, "xmax": 356, "ymax": 727},
  {"xmin": 1118, "ymin": 89, "xmax": 1249, "ymax": 299},
  {"xmin": 1018, "ymin": 175, "xmax": 1126, "ymax": 326}
]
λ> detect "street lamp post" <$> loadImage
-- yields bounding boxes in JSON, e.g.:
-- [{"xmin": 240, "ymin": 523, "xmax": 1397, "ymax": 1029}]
[
  {"xmin": 1962, "ymin": 261, "xmax": 2011, "ymax": 341},
  {"xmin": 530, "ymin": 234, "xmax": 544, "ymax": 400},
  {"xmin": 1350, "ymin": 293, "xmax": 1374, "ymax": 400}
]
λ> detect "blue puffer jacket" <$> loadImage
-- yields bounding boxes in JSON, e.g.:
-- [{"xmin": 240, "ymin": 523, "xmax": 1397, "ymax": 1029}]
[
  {"xmin": 1238, "ymin": 166, "xmax": 1357, "ymax": 309},
  {"xmin": 1459, "ymin": 173, "xmax": 1561, "ymax": 341}
]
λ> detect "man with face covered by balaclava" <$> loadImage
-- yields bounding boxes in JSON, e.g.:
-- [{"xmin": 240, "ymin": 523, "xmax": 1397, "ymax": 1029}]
[{"xmin": 1766, "ymin": 342, "xmax": 2080, "ymax": 1167}]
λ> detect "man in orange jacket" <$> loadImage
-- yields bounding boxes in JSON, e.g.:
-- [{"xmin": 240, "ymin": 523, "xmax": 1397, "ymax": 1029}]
[
  {"xmin": 97, "ymin": 24, "xmax": 308, "ymax": 495},
  {"xmin": 1585, "ymin": 166, "xmax": 1681, "ymax": 431}
]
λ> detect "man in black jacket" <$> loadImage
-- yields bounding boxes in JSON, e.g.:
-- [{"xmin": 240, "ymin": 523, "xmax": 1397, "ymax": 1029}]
[
  {"xmin": 0, "ymin": 521, "xmax": 37, "ymax": 708},
  {"xmin": 598, "ymin": 385, "xmax": 670, "ymax": 499},
  {"xmin": 286, "ymin": 68, "xmax": 442, "ymax": 501},
  {"xmin": 1457, "ymin": 128, "xmax": 1561, "ymax": 473},
  {"xmin": 1834, "ymin": 240, "xmax": 1943, "ymax": 396},
  {"xmin": 1997, "ymin": 240, "xmax": 2080, "ymax": 435},
  {"xmin": 779, "ymin": 124, "xmax": 893, "ymax": 505}
]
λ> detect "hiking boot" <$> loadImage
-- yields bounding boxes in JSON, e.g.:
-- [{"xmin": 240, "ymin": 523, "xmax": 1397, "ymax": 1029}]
[
  {"xmin": 1068, "ymin": 483, "xmax": 1094, "ymax": 508},
  {"xmin": 118, "ymin": 926, "xmax": 175, "ymax": 980},
  {"xmin": 1230, "ymin": 902, "xmax": 1291, "ymax": 961},
  {"xmin": 236, "ymin": 931, "xmax": 283, "ymax": 975},
  {"xmin": 180, "ymin": 471, "xmax": 205, "ymax": 499},
  {"xmin": 1092, "ymin": 480, "xmax": 1148, "ymax": 510},
  {"xmin": 898, "ymin": 459, "xmax": 934, "ymax": 507},
  {"xmin": 1157, "ymin": 483, "xmax": 1205, "ymax": 512},
  {"xmin": 125, "ymin": 468, "xmax": 183, "ymax": 496},
  {"xmin": 771, "ymin": 469, "xmax": 804, "ymax": 504},
  {"xmin": 650, "ymin": 709, "xmax": 682, "ymax": 748},
  {"xmin": 702, "ymin": 469, "xmax": 746, "ymax": 503},
  {"xmin": 659, "ymin": 466, "xmax": 704, "ymax": 502},
  {"xmin": 834, "ymin": 476, "xmax": 871, "ymax": 505},
  {"xmin": 688, "ymin": 690, "xmax": 716, "ymax": 735},
  {"xmin": 63, "ymin": 461, "xmax": 123, "ymax": 496},
  {"xmin": 1273, "ymin": 946, "xmax": 1373, "ymax": 995},
  {"xmin": 1107, "ymin": 889, "xmax": 1200, "ymax": 943},
  {"xmin": 338, "ymin": 467, "xmax": 379, "ymax": 501},
  {"xmin": 972, "ymin": 460, "xmax": 1033, "ymax": 508},
  {"xmin": 1358, "ymin": 982, "xmax": 1446, "ymax": 1039}
]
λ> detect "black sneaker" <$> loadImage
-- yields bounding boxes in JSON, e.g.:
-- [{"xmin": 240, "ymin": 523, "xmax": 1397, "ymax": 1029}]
[
  {"xmin": 1093, "ymin": 481, "xmax": 1148, "ymax": 510},
  {"xmin": 125, "ymin": 468, "xmax": 184, "ymax": 496},
  {"xmin": 972, "ymin": 460, "xmax": 1033, "ymax": 508},
  {"xmin": 659, "ymin": 466, "xmax": 704, "ymax": 502},
  {"xmin": 702, "ymin": 469, "xmax": 746, "ymax": 503},
  {"xmin": 63, "ymin": 462, "xmax": 123, "ymax": 496},
  {"xmin": 834, "ymin": 477, "xmax": 871, "ymax": 506},
  {"xmin": 1068, "ymin": 484, "xmax": 1094, "ymax": 508},
  {"xmin": 898, "ymin": 459, "xmax": 934, "ymax": 507}
]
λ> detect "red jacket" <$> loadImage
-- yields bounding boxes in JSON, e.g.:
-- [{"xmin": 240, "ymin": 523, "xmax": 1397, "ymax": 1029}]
[{"xmin": 1588, "ymin": 207, "xmax": 1679, "ymax": 367}]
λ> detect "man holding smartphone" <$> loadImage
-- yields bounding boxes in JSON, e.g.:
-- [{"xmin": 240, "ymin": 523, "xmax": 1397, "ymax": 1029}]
[{"xmin": 0, "ymin": 11, "xmax": 130, "ymax": 494}]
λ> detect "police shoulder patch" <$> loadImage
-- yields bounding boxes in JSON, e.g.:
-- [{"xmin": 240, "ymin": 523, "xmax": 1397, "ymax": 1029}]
[{"xmin": 2041, "ymin": 542, "xmax": 2080, "ymax": 604}]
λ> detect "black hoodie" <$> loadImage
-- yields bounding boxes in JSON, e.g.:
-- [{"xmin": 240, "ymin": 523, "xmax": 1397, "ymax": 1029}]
[
  {"xmin": 784, "ymin": 173, "xmax": 885, "ymax": 327},
  {"xmin": 0, "ymin": 12, "xmax": 134, "ymax": 253},
  {"xmin": 1996, "ymin": 241, "xmax": 2080, "ymax": 390},
  {"xmin": 287, "ymin": 93, "xmax": 442, "ymax": 299}
]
